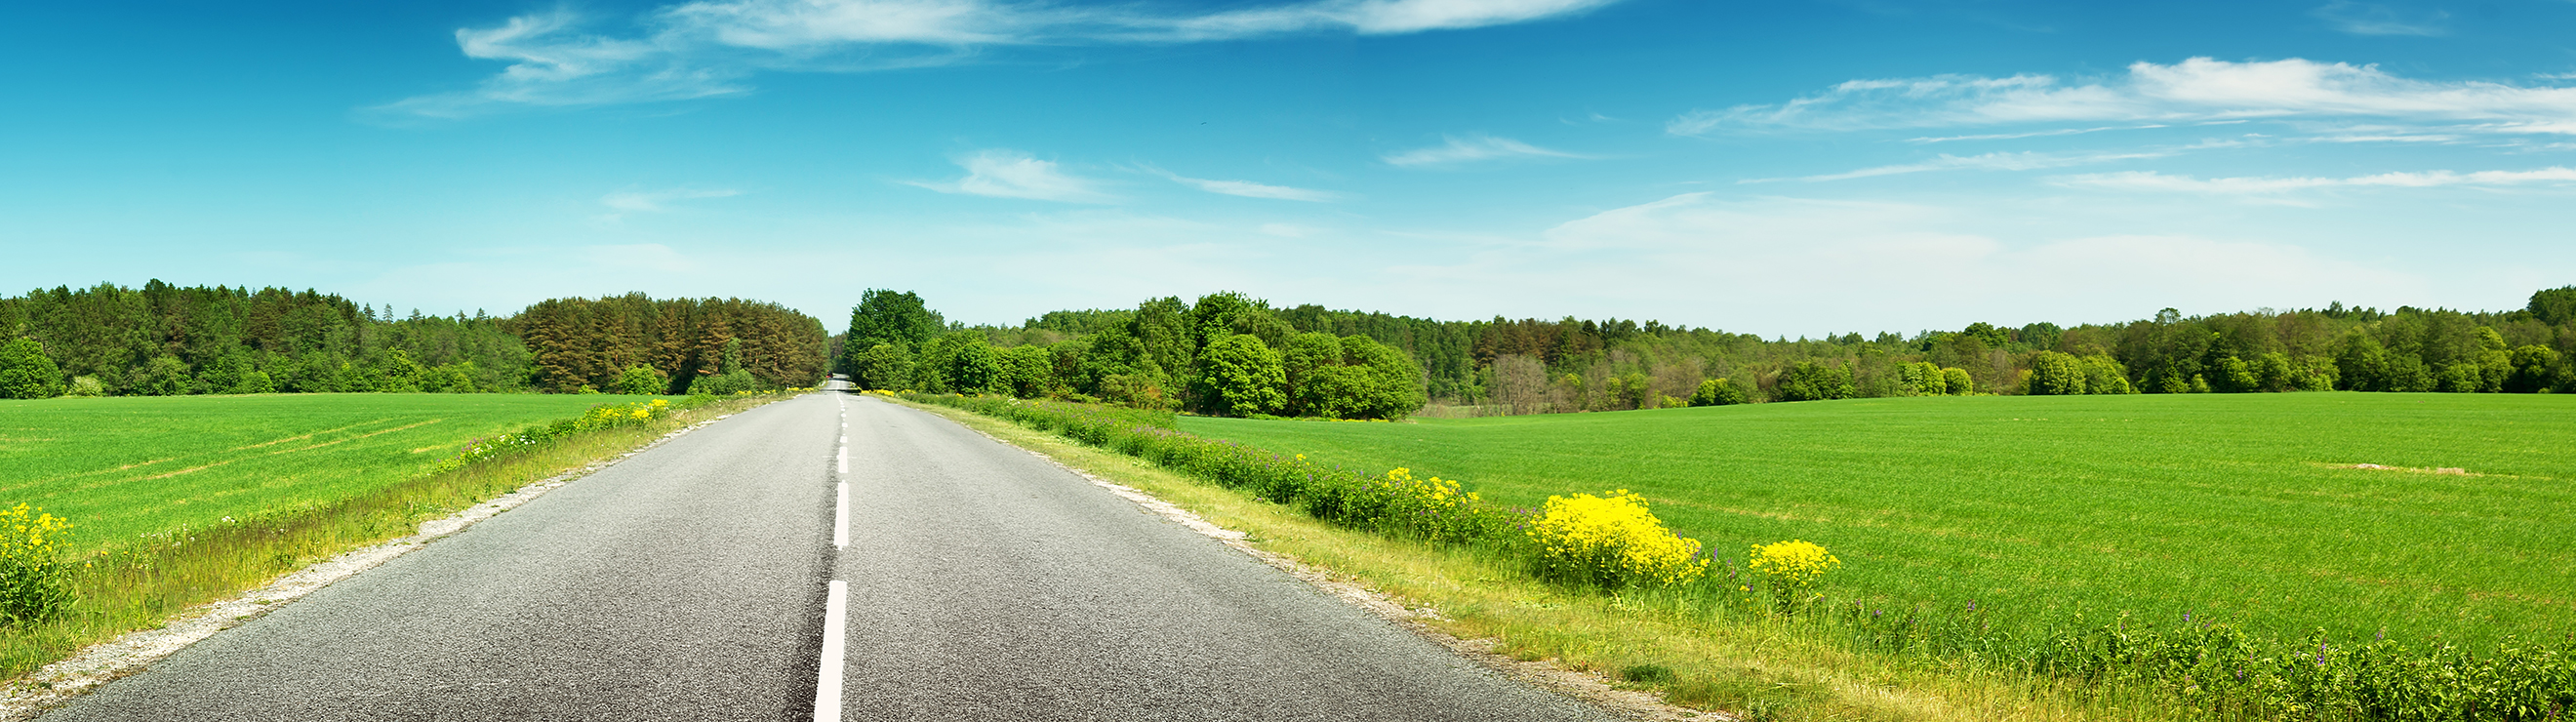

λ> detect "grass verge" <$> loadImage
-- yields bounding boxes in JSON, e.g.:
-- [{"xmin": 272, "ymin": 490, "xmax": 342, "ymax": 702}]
[
  {"xmin": 895, "ymin": 396, "xmax": 2180, "ymax": 722},
  {"xmin": 0, "ymin": 393, "xmax": 791, "ymax": 679}
]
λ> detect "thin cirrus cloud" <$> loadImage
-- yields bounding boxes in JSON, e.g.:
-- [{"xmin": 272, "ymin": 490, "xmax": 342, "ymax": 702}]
[
  {"xmin": 601, "ymin": 187, "xmax": 743, "ymax": 213},
  {"xmin": 376, "ymin": 0, "xmax": 1623, "ymax": 117},
  {"xmin": 1382, "ymin": 135, "xmax": 1593, "ymax": 167},
  {"xmin": 1757, "ymin": 149, "xmax": 2176, "ymax": 183},
  {"xmin": 2056, "ymin": 167, "xmax": 2576, "ymax": 195},
  {"xmin": 1143, "ymin": 167, "xmax": 1342, "ymax": 202},
  {"xmin": 907, "ymin": 149, "xmax": 1113, "ymax": 203},
  {"xmin": 596, "ymin": 187, "xmax": 742, "ymax": 222},
  {"xmin": 2310, "ymin": 1, "xmax": 2448, "ymax": 37},
  {"xmin": 1667, "ymin": 58, "xmax": 2576, "ymax": 137}
]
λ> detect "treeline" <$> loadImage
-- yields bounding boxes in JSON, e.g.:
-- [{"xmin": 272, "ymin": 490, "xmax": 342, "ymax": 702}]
[
  {"xmin": 844, "ymin": 285, "xmax": 2576, "ymax": 418},
  {"xmin": 0, "ymin": 282, "xmax": 827, "ymax": 398},
  {"xmin": 509, "ymin": 294, "xmax": 829, "ymax": 394},
  {"xmin": 835, "ymin": 290, "xmax": 1426, "ymax": 420}
]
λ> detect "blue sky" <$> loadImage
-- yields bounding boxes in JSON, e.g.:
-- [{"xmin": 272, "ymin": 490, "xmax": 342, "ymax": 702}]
[{"xmin": 4, "ymin": 0, "xmax": 2573, "ymax": 337}]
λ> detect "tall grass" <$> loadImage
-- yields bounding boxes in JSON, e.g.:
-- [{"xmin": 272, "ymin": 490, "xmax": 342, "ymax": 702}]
[{"xmin": 0, "ymin": 393, "xmax": 786, "ymax": 678}]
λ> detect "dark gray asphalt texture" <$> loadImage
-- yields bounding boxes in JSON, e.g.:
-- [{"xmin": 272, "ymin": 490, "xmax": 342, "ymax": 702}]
[{"xmin": 45, "ymin": 386, "xmax": 1618, "ymax": 721}]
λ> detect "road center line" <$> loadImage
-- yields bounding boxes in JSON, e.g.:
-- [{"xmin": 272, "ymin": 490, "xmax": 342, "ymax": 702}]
[
  {"xmin": 835, "ymin": 442, "xmax": 848, "ymax": 474},
  {"xmin": 832, "ymin": 482, "xmax": 849, "ymax": 549},
  {"xmin": 813, "ymin": 580, "xmax": 848, "ymax": 722}
]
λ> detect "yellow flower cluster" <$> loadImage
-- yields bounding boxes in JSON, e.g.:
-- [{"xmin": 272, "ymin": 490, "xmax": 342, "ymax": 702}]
[
  {"xmin": 1749, "ymin": 540, "xmax": 1841, "ymax": 607},
  {"xmin": 1379, "ymin": 467, "xmax": 1480, "ymax": 518},
  {"xmin": 0, "ymin": 503, "xmax": 70, "ymax": 564},
  {"xmin": 0, "ymin": 502, "xmax": 76, "ymax": 624},
  {"xmin": 1527, "ymin": 490, "xmax": 1707, "ymax": 587}
]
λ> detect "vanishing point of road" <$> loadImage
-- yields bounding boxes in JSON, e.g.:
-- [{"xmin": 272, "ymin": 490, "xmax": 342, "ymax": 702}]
[{"xmin": 42, "ymin": 382, "xmax": 1621, "ymax": 721}]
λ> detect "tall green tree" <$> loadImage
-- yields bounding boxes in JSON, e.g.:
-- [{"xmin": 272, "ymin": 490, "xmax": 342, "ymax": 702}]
[
  {"xmin": 2529, "ymin": 286, "xmax": 2576, "ymax": 326},
  {"xmin": 839, "ymin": 290, "xmax": 944, "ymax": 374}
]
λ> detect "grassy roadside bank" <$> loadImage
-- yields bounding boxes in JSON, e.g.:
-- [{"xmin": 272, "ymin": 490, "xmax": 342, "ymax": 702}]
[
  {"xmin": 890, "ymin": 395, "xmax": 2163, "ymax": 722},
  {"xmin": 0, "ymin": 392, "xmax": 796, "ymax": 679}
]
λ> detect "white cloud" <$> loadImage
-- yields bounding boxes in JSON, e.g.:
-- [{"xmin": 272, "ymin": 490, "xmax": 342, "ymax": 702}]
[
  {"xmin": 380, "ymin": 0, "xmax": 1620, "ymax": 116},
  {"xmin": 909, "ymin": 149, "xmax": 1112, "ymax": 202},
  {"xmin": 1670, "ymin": 58, "xmax": 2576, "ymax": 136},
  {"xmin": 1145, "ymin": 168, "xmax": 1342, "ymax": 201},
  {"xmin": 2311, "ymin": 1, "xmax": 2448, "ymax": 37},
  {"xmin": 1382, "ymin": 135, "xmax": 1592, "ymax": 167},
  {"xmin": 2058, "ymin": 167, "xmax": 2576, "ymax": 195}
]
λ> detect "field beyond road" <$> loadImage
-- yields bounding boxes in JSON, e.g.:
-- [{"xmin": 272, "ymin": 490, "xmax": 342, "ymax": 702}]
[
  {"xmin": 1180, "ymin": 392, "xmax": 2576, "ymax": 648},
  {"xmin": 0, "ymin": 393, "xmax": 665, "ymax": 554}
]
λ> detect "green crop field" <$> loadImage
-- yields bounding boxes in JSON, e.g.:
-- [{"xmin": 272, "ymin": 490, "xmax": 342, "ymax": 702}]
[
  {"xmin": 1180, "ymin": 392, "xmax": 2576, "ymax": 648},
  {"xmin": 0, "ymin": 393, "xmax": 664, "ymax": 554}
]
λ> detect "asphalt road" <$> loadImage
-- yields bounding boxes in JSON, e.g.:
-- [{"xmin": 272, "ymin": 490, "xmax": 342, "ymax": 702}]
[{"xmin": 44, "ymin": 385, "xmax": 1617, "ymax": 721}]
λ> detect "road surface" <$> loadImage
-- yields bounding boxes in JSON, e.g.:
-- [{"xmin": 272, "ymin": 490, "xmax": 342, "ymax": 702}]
[{"xmin": 43, "ymin": 385, "xmax": 1618, "ymax": 721}]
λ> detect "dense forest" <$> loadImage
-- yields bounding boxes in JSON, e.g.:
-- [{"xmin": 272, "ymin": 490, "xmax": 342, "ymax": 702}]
[
  {"xmin": 838, "ymin": 286, "xmax": 2576, "ymax": 419},
  {"xmin": 0, "ymin": 282, "xmax": 828, "ymax": 398}
]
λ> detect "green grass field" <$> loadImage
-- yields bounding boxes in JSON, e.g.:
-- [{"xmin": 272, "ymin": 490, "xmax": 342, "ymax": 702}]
[
  {"xmin": 0, "ymin": 393, "xmax": 664, "ymax": 554},
  {"xmin": 1180, "ymin": 393, "xmax": 2576, "ymax": 649}
]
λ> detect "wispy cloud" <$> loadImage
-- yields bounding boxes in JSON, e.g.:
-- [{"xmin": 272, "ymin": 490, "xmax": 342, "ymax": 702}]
[
  {"xmin": 2312, "ymin": 1, "xmax": 2448, "ymax": 37},
  {"xmin": 1669, "ymin": 58, "xmax": 2576, "ymax": 136},
  {"xmin": 1382, "ymin": 135, "xmax": 1592, "ymax": 167},
  {"xmin": 602, "ymin": 187, "xmax": 743, "ymax": 213},
  {"xmin": 2057, "ymin": 167, "xmax": 2576, "ymax": 196},
  {"xmin": 1143, "ymin": 167, "xmax": 1341, "ymax": 201},
  {"xmin": 1908, "ymin": 124, "xmax": 2167, "ymax": 143},
  {"xmin": 1764, "ymin": 149, "xmax": 2172, "ymax": 182},
  {"xmin": 908, "ymin": 149, "xmax": 1111, "ymax": 202},
  {"xmin": 379, "ymin": 0, "xmax": 1622, "ymax": 117},
  {"xmin": 596, "ymin": 187, "xmax": 742, "ymax": 222}
]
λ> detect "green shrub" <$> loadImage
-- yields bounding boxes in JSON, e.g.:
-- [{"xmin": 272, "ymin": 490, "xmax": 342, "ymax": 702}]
[
  {"xmin": 612, "ymin": 365, "xmax": 666, "ymax": 395},
  {"xmin": 2027, "ymin": 351, "xmax": 2088, "ymax": 395},
  {"xmin": 1896, "ymin": 361, "xmax": 1947, "ymax": 396},
  {"xmin": 1688, "ymin": 378, "xmax": 1747, "ymax": 406},
  {"xmin": 1281, "ymin": 336, "xmax": 1424, "ymax": 420},
  {"xmin": 850, "ymin": 342, "xmax": 915, "ymax": 391},
  {"xmin": 1775, "ymin": 361, "xmax": 1855, "ymax": 402},
  {"xmin": 63, "ymin": 376, "xmax": 104, "ymax": 398},
  {"xmin": 0, "ymin": 340, "xmax": 62, "ymax": 400},
  {"xmin": 423, "ymin": 363, "xmax": 478, "ymax": 393},
  {"xmin": 690, "ymin": 369, "xmax": 761, "ymax": 395},
  {"xmin": 1942, "ymin": 367, "xmax": 1974, "ymax": 395},
  {"xmin": 2080, "ymin": 355, "xmax": 2133, "ymax": 394}
]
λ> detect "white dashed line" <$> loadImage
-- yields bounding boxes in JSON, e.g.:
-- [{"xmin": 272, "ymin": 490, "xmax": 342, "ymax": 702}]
[
  {"xmin": 813, "ymin": 580, "xmax": 848, "ymax": 722},
  {"xmin": 832, "ymin": 482, "xmax": 849, "ymax": 549}
]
